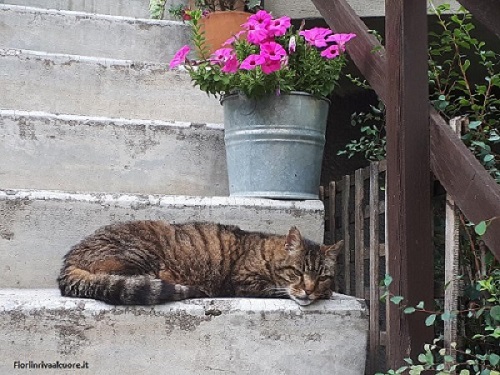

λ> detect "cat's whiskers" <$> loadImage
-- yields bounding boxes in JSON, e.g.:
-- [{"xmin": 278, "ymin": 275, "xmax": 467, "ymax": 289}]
[{"xmin": 262, "ymin": 286, "xmax": 289, "ymax": 297}]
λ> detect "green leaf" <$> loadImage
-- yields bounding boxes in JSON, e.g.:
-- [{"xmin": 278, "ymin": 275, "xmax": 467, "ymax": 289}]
[
  {"xmin": 475, "ymin": 221, "xmax": 488, "ymax": 236},
  {"xmin": 463, "ymin": 59, "xmax": 471, "ymax": 71},
  {"xmin": 418, "ymin": 353, "xmax": 428, "ymax": 364},
  {"xmin": 468, "ymin": 121, "xmax": 482, "ymax": 130},
  {"xmin": 390, "ymin": 296, "xmax": 404, "ymax": 305},
  {"xmin": 247, "ymin": 0, "xmax": 261, "ymax": 9},
  {"xmin": 490, "ymin": 305, "xmax": 500, "ymax": 321},
  {"xmin": 489, "ymin": 353, "xmax": 500, "ymax": 366},
  {"xmin": 404, "ymin": 307, "xmax": 416, "ymax": 314},
  {"xmin": 484, "ymin": 154, "xmax": 495, "ymax": 163},
  {"xmin": 489, "ymin": 133, "xmax": 500, "ymax": 142},
  {"xmin": 383, "ymin": 274, "xmax": 393, "ymax": 287},
  {"xmin": 441, "ymin": 311, "xmax": 453, "ymax": 321},
  {"xmin": 459, "ymin": 370, "xmax": 470, "ymax": 375},
  {"xmin": 425, "ymin": 314, "xmax": 437, "ymax": 326},
  {"xmin": 416, "ymin": 301, "xmax": 425, "ymax": 309}
]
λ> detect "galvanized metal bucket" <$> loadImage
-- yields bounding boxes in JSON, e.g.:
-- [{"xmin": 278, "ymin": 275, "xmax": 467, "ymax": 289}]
[{"xmin": 222, "ymin": 92, "xmax": 330, "ymax": 200}]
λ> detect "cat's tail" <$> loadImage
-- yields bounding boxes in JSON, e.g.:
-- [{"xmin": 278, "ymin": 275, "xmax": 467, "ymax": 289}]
[{"xmin": 57, "ymin": 266, "xmax": 204, "ymax": 305}]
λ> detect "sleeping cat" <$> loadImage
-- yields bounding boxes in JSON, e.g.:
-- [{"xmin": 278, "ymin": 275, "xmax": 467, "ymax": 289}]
[{"xmin": 58, "ymin": 221, "xmax": 343, "ymax": 306}]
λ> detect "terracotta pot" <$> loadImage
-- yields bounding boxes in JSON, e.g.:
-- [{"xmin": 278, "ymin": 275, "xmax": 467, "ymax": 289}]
[
  {"xmin": 199, "ymin": 11, "xmax": 249, "ymax": 56},
  {"xmin": 188, "ymin": 0, "xmax": 245, "ymax": 12}
]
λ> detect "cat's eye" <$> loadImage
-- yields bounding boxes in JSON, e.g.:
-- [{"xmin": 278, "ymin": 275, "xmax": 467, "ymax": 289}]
[
  {"xmin": 318, "ymin": 275, "xmax": 330, "ymax": 282},
  {"xmin": 287, "ymin": 268, "xmax": 302, "ymax": 279}
]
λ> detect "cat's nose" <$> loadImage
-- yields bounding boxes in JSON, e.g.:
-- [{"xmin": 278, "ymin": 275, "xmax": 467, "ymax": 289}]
[{"xmin": 304, "ymin": 288, "xmax": 314, "ymax": 296}]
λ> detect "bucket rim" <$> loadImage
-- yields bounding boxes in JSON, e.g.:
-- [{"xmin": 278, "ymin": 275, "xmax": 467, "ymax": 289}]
[{"xmin": 220, "ymin": 91, "xmax": 331, "ymax": 105}]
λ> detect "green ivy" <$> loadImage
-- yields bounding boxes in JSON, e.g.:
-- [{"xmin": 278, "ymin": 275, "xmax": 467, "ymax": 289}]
[
  {"xmin": 378, "ymin": 272, "xmax": 500, "ymax": 375},
  {"xmin": 338, "ymin": 4, "xmax": 500, "ymax": 184}
]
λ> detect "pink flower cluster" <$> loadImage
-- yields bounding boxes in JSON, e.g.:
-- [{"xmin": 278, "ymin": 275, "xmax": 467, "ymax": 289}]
[
  {"xmin": 169, "ymin": 10, "xmax": 356, "ymax": 74},
  {"xmin": 208, "ymin": 10, "xmax": 291, "ymax": 74},
  {"xmin": 299, "ymin": 28, "xmax": 356, "ymax": 59}
]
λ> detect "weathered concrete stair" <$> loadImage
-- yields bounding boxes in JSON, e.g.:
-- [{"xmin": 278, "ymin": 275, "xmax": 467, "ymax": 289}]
[
  {"xmin": 0, "ymin": 4, "xmax": 189, "ymax": 62},
  {"xmin": 0, "ymin": 289, "xmax": 368, "ymax": 375},
  {"xmin": 0, "ymin": 49, "xmax": 223, "ymax": 123},
  {"xmin": 0, "ymin": 0, "xmax": 368, "ymax": 373},
  {"xmin": 0, "ymin": 110, "xmax": 228, "ymax": 195},
  {"xmin": 0, "ymin": 0, "xmax": 183, "ymax": 19},
  {"xmin": 0, "ymin": 189, "xmax": 325, "ymax": 288}
]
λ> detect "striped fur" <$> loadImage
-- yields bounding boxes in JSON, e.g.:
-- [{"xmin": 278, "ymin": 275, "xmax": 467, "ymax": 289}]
[{"xmin": 58, "ymin": 221, "xmax": 343, "ymax": 306}]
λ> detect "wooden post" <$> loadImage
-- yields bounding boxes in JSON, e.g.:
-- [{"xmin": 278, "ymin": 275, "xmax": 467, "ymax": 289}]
[
  {"xmin": 444, "ymin": 118, "xmax": 462, "ymax": 373},
  {"xmin": 368, "ymin": 161, "xmax": 381, "ymax": 374},
  {"xmin": 342, "ymin": 175, "xmax": 351, "ymax": 295},
  {"xmin": 329, "ymin": 181, "xmax": 337, "ymax": 244},
  {"xmin": 354, "ymin": 169, "xmax": 365, "ymax": 298},
  {"xmin": 385, "ymin": 0, "xmax": 434, "ymax": 368}
]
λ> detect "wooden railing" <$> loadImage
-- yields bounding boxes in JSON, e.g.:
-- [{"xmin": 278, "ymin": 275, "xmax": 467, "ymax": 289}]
[
  {"xmin": 311, "ymin": 0, "xmax": 500, "ymax": 257},
  {"xmin": 311, "ymin": 0, "xmax": 500, "ymax": 369}
]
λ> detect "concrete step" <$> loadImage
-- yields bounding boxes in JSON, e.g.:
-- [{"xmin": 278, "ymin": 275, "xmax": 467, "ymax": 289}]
[
  {"xmin": 0, "ymin": 0, "xmax": 185, "ymax": 20},
  {"xmin": 265, "ymin": 0, "xmax": 460, "ymax": 19},
  {"xmin": 0, "ymin": 289, "xmax": 367, "ymax": 375},
  {"xmin": 0, "ymin": 189, "xmax": 325, "ymax": 288},
  {"xmin": 0, "ymin": 49, "xmax": 223, "ymax": 123},
  {"xmin": 0, "ymin": 4, "xmax": 189, "ymax": 63},
  {"xmin": 0, "ymin": 110, "xmax": 228, "ymax": 196}
]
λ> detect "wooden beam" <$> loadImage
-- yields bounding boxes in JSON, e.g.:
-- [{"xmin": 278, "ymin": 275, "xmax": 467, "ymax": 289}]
[
  {"xmin": 429, "ymin": 109, "xmax": 500, "ymax": 255},
  {"xmin": 385, "ymin": 0, "xmax": 434, "ymax": 368},
  {"xmin": 310, "ymin": 0, "xmax": 500, "ymax": 259},
  {"xmin": 456, "ymin": 0, "xmax": 500, "ymax": 40}
]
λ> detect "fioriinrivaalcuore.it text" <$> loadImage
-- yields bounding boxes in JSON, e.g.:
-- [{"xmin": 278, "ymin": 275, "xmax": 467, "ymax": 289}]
[{"xmin": 14, "ymin": 361, "xmax": 89, "ymax": 370}]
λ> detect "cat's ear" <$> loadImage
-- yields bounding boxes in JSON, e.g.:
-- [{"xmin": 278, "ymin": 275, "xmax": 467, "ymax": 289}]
[
  {"xmin": 321, "ymin": 240, "xmax": 344, "ymax": 260},
  {"xmin": 285, "ymin": 226, "xmax": 303, "ymax": 253}
]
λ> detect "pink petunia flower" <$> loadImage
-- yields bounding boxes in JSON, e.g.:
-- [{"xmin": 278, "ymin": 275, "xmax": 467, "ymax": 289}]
[
  {"xmin": 210, "ymin": 48, "xmax": 234, "ymax": 64},
  {"xmin": 169, "ymin": 45, "xmax": 190, "ymax": 69},
  {"xmin": 260, "ymin": 41, "xmax": 287, "ymax": 61},
  {"xmin": 240, "ymin": 54, "xmax": 266, "ymax": 70},
  {"xmin": 267, "ymin": 16, "xmax": 291, "ymax": 37},
  {"xmin": 326, "ymin": 33, "xmax": 356, "ymax": 51},
  {"xmin": 222, "ymin": 31, "xmax": 246, "ymax": 46},
  {"xmin": 246, "ymin": 10, "xmax": 272, "ymax": 28},
  {"xmin": 221, "ymin": 54, "xmax": 239, "ymax": 73},
  {"xmin": 320, "ymin": 44, "xmax": 340, "ymax": 59},
  {"xmin": 299, "ymin": 27, "xmax": 332, "ymax": 48},
  {"xmin": 247, "ymin": 27, "xmax": 271, "ymax": 45},
  {"xmin": 261, "ymin": 58, "xmax": 282, "ymax": 74}
]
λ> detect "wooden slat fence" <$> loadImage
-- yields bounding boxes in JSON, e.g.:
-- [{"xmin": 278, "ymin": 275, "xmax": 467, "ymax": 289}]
[
  {"xmin": 321, "ymin": 119, "xmax": 465, "ymax": 373},
  {"xmin": 321, "ymin": 160, "xmax": 387, "ymax": 374}
]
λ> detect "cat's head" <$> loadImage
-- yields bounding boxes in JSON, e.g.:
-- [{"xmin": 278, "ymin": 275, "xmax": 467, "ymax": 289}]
[{"xmin": 280, "ymin": 227, "xmax": 344, "ymax": 306}]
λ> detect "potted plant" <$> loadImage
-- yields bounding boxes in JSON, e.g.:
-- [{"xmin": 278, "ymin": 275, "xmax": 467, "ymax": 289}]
[{"xmin": 169, "ymin": 9, "xmax": 356, "ymax": 199}]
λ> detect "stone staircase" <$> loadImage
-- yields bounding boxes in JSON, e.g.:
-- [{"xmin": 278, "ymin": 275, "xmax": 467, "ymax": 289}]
[{"xmin": 0, "ymin": 1, "xmax": 368, "ymax": 374}]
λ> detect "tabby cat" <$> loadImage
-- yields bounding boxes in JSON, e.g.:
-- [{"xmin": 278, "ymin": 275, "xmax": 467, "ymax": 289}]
[{"xmin": 58, "ymin": 221, "xmax": 343, "ymax": 306}]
